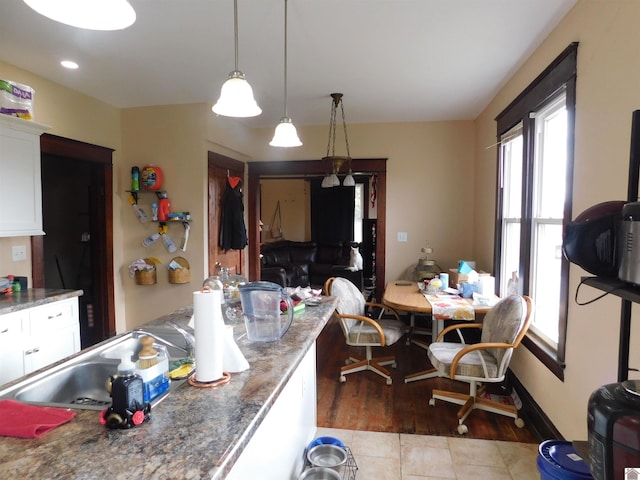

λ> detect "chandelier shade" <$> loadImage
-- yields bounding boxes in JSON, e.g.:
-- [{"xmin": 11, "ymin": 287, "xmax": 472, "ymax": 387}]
[{"xmin": 23, "ymin": 0, "xmax": 136, "ymax": 30}]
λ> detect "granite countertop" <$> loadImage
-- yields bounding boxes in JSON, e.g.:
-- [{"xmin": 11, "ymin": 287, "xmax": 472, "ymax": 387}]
[
  {"xmin": 0, "ymin": 297, "xmax": 337, "ymax": 479},
  {"xmin": 0, "ymin": 288, "xmax": 84, "ymax": 315}
]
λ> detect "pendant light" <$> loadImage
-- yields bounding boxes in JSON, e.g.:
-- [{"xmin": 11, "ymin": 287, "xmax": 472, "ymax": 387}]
[
  {"xmin": 270, "ymin": 0, "xmax": 302, "ymax": 147},
  {"xmin": 23, "ymin": 0, "xmax": 136, "ymax": 30},
  {"xmin": 322, "ymin": 93, "xmax": 355, "ymax": 187},
  {"xmin": 212, "ymin": 0, "xmax": 262, "ymax": 118}
]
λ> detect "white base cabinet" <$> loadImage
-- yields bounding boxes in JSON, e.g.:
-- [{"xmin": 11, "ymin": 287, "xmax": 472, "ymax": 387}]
[
  {"xmin": 226, "ymin": 342, "xmax": 317, "ymax": 480},
  {"xmin": 0, "ymin": 297, "xmax": 80, "ymax": 386}
]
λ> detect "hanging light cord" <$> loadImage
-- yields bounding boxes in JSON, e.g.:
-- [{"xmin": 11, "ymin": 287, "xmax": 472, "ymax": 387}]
[
  {"xmin": 340, "ymin": 97, "xmax": 351, "ymax": 159},
  {"xmin": 326, "ymin": 96, "xmax": 338, "ymax": 158},
  {"xmin": 233, "ymin": 0, "xmax": 239, "ymax": 72},
  {"xmin": 283, "ymin": 0, "xmax": 289, "ymax": 117}
]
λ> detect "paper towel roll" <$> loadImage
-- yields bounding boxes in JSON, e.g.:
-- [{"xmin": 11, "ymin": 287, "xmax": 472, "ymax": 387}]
[
  {"xmin": 193, "ymin": 289, "xmax": 224, "ymax": 382},
  {"xmin": 223, "ymin": 325, "xmax": 249, "ymax": 373}
]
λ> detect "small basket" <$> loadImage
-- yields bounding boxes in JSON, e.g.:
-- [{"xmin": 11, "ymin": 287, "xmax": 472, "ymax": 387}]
[
  {"xmin": 135, "ymin": 266, "xmax": 157, "ymax": 285},
  {"xmin": 168, "ymin": 256, "xmax": 191, "ymax": 284}
]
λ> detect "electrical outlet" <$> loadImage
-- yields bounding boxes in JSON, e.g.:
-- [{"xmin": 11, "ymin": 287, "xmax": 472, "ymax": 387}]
[
  {"xmin": 12, "ymin": 245, "xmax": 27, "ymax": 262},
  {"xmin": 397, "ymin": 232, "xmax": 408, "ymax": 243}
]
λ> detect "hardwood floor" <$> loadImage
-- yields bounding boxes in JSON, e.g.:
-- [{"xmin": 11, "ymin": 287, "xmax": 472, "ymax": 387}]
[{"xmin": 316, "ymin": 314, "xmax": 543, "ymax": 443}]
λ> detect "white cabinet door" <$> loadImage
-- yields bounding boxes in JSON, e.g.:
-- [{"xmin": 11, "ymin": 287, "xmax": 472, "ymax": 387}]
[
  {"xmin": 0, "ymin": 115, "xmax": 49, "ymax": 237},
  {"xmin": 0, "ymin": 310, "xmax": 26, "ymax": 386},
  {"xmin": 23, "ymin": 298, "xmax": 80, "ymax": 373},
  {"xmin": 226, "ymin": 343, "xmax": 317, "ymax": 480}
]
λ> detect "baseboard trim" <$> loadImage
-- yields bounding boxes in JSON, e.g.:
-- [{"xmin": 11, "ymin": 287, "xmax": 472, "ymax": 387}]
[{"xmin": 507, "ymin": 370, "xmax": 563, "ymax": 441}]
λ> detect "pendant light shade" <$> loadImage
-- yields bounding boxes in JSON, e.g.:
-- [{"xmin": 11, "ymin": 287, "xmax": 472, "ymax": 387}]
[
  {"xmin": 23, "ymin": 0, "xmax": 136, "ymax": 30},
  {"xmin": 270, "ymin": 0, "xmax": 302, "ymax": 147},
  {"xmin": 270, "ymin": 117, "xmax": 302, "ymax": 147},
  {"xmin": 212, "ymin": 0, "xmax": 261, "ymax": 118},
  {"xmin": 213, "ymin": 71, "xmax": 262, "ymax": 117}
]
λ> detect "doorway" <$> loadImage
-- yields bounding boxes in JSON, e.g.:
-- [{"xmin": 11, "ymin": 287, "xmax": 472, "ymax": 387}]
[
  {"xmin": 247, "ymin": 159, "xmax": 387, "ymax": 301},
  {"xmin": 31, "ymin": 134, "xmax": 115, "ymax": 348}
]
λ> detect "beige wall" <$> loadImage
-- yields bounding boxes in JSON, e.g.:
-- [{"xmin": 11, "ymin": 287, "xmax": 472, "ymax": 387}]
[
  {"xmin": 251, "ymin": 121, "xmax": 478, "ymax": 282},
  {"xmin": 261, "ymin": 179, "xmax": 310, "ymax": 243},
  {"xmin": 474, "ymin": 0, "xmax": 640, "ymax": 440}
]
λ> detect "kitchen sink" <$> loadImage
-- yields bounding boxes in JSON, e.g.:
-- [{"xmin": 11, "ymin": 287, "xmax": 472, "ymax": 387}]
[
  {"xmin": 0, "ymin": 324, "xmax": 193, "ymax": 410},
  {"xmin": 14, "ymin": 361, "xmax": 115, "ymax": 409}
]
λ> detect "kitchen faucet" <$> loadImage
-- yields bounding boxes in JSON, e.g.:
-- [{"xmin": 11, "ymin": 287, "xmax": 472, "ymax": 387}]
[{"xmin": 168, "ymin": 322, "xmax": 195, "ymax": 359}]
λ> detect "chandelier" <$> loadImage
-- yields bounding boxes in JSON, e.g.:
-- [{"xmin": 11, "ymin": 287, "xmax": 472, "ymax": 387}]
[{"xmin": 321, "ymin": 93, "xmax": 355, "ymax": 188}]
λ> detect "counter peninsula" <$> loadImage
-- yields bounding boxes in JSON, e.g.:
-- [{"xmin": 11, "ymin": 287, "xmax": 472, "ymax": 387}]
[{"xmin": 0, "ymin": 297, "xmax": 337, "ymax": 479}]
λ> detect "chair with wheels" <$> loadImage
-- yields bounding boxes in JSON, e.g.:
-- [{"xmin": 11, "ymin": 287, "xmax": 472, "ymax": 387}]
[
  {"xmin": 425, "ymin": 295, "xmax": 533, "ymax": 434},
  {"xmin": 324, "ymin": 277, "xmax": 405, "ymax": 385}
]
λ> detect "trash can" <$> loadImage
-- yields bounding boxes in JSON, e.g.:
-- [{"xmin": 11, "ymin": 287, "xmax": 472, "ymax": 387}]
[{"xmin": 538, "ymin": 440, "xmax": 594, "ymax": 479}]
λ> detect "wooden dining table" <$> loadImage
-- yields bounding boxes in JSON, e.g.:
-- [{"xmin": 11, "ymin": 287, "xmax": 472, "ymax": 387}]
[
  {"xmin": 382, "ymin": 280, "xmax": 496, "ymax": 384},
  {"xmin": 382, "ymin": 281, "xmax": 494, "ymax": 344}
]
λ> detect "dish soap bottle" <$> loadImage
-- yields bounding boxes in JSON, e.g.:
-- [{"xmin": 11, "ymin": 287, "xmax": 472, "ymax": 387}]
[{"xmin": 101, "ymin": 352, "xmax": 150, "ymax": 429}]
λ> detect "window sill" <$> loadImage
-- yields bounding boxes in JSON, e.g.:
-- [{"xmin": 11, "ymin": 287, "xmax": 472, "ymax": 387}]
[{"xmin": 522, "ymin": 333, "xmax": 565, "ymax": 381}]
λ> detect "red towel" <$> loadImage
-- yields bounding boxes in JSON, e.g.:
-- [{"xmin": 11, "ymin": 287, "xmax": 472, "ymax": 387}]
[{"xmin": 0, "ymin": 399, "xmax": 76, "ymax": 439}]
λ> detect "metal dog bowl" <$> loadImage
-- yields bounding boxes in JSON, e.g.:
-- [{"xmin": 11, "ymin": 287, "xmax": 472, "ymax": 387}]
[
  {"xmin": 298, "ymin": 467, "xmax": 342, "ymax": 480},
  {"xmin": 307, "ymin": 444, "xmax": 348, "ymax": 470}
]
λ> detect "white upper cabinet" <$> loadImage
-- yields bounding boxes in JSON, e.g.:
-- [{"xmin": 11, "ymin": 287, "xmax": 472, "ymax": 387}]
[{"xmin": 0, "ymin": 115, "xmax": 49, "ymax": 237}]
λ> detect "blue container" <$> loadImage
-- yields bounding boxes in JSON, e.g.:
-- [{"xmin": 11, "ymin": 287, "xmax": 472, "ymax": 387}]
[{"xmin": 538, "ymin": 440, "xmax": 593, "ymax": 479}]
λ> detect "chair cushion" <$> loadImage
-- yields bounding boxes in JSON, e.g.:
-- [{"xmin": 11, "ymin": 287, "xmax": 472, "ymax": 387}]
[
  {"xmin": 346, "ymin": 319, "xmax": 405, "ymax": 346},
  {"xmin": 428, "ymin": 342, "xmax": 499, "ymax": 378}
]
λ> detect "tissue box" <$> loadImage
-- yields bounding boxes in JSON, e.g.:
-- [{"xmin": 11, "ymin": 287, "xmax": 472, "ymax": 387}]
[
  {"xmin": 448, "ymin": 268, "xmax": 490, "ymax": 288},
  {"xmin": 0, "ymin": 80, "xmax": 34, "ymax": 120}
]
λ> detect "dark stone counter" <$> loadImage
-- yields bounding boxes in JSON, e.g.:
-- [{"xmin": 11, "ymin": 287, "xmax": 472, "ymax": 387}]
[
  {"xmin": 0, "ymin": 288, "xmax": 83, "ymax": 315},
  {"xmin": 0, "ymin": 298, "xmax": 336, "ymax": 479}
]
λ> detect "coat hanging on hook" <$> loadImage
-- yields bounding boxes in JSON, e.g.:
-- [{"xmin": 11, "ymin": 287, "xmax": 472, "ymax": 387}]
[{"xmin": 219, "ymin": 177, "xmax": 248, "ymax": 250}]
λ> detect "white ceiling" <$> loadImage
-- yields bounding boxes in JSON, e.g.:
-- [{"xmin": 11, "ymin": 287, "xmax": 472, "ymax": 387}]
[{"xmin": 0, "ymin": 0, "xmax": 577, "ymax": 129}]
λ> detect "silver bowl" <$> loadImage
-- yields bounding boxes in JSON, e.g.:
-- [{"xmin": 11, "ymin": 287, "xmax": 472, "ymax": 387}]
[
  {"xmin": 306, "ymin": 444, "xmax": 348, "ymax": 470},
  {"xmin": 298, "ymin": 467, "xmax": 342, "ymax": 480}
]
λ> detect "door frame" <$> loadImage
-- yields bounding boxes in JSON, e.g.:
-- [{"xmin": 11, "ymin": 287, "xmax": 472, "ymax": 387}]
[
  {"xmin": 247, "ymin": 158, "xmax": 387, "ymax": 301},
  {"xmin": 32, "ymin": 133, "xmax": 116, "ymax": 339},
  {"xmin": 207, "ymin": 151, "xmax": 246, "ymax": 277}
]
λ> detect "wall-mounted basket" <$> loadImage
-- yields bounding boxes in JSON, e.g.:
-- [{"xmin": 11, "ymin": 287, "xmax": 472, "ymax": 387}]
[
  {"xmin": 168, "ymin": 256, "xmax": 190, "ymax": 284},
  {"xmin": 135, "ymin": 266, "xmax": 157, "ymax": 285}
]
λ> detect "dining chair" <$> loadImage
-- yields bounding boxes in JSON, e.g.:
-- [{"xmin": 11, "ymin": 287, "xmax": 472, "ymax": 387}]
[
  {"xmin": 424, "ymin": 294, "xmax": 533, "ymax": 434},
  {"xmin": 324, "ymin": 277, "xmax": 405, "ymax": 385}
]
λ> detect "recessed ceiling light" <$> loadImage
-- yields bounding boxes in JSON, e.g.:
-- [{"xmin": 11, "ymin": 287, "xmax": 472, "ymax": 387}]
[
  {"xmin": 23, "ymin": 0, "xmax": 136, "ymax": 31},
  {"xmin": 61, "ymin": 60, "xmax": 79, "ymax": 70}
]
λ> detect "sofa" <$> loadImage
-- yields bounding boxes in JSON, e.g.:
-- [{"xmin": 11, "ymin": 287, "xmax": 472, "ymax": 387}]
[{"xmin": 260, "ymin": 240, "xmax": 363, "ymax": 289}]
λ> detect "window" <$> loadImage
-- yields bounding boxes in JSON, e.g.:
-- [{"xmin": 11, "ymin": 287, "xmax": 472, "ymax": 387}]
[
  {"xmin": 494, "ymin": 43, "xmax": 577, "ymax": 379},
  {"xmin": 353, "ymin": 183, "xmax": 364, "ymax": 243}
]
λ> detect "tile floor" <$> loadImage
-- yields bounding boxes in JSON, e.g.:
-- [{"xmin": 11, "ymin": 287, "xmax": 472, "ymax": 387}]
[{"xmin": 314, "ymin": 427, "xmax": 540, "ymax": 480}]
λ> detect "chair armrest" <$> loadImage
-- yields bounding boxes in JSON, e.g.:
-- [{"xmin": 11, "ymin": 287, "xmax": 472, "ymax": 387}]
[
  {"xmin": 337, "ymin": 313, "xmax": 388, "ymax": 346},
  {"xmin": 435, "ymin": 322, "xmax": 483, "ymax": 342},
  {"xmin": 449, "ymin": 341, "xmax": 514, "ymax": 380}
]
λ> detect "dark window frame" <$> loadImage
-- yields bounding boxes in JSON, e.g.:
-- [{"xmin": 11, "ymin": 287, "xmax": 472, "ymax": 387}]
[{"xmin": 494, "ymin": 42, "xmax": 578, "ymax": 380}]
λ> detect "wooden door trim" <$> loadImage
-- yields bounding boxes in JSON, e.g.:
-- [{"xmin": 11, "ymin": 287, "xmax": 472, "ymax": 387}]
[
  {"xmin": 33, "ymin": 133, "xmax": 115, "ymax": 338},
  {"xmin": 247, "ymin": 158, "xmax": 387, "ymax": 301},
  {"xmin": 207, "ymin": 151, "xmax": 246, "ymax": 277}
]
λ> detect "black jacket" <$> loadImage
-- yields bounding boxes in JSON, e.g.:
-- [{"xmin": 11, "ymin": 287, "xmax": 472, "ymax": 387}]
[{"xmin": 219, "ymin": 178, "xmax": 248, "ymax": 250}]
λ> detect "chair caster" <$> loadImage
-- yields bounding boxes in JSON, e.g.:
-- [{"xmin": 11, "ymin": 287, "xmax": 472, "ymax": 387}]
[
  {"xmin": 386, "ymin": 377, "xmax": 392, "ymax": 386},
  {"xmin": 515, "ymin": 418, "xmax": 525, "ymax": 428},
  {"xmin": 457, "ymin": 424, "xmax": 468, "ymax": 435},
  {"xmin": 339, "ymin": 375, "xmax": 346, "ymax": 383},
  {"xmin": 428, "ymin": 398, "xmax": 436, "ymax": 407}
]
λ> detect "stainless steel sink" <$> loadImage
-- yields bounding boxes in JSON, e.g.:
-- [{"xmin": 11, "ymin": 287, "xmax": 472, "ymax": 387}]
[
  {"xmin": 14, "ymin": 361, "xmax": 115, "ymax": 409},
  {"xmin": 0, "ymin": 325, "xmax": 193, "ymax": 410}
]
